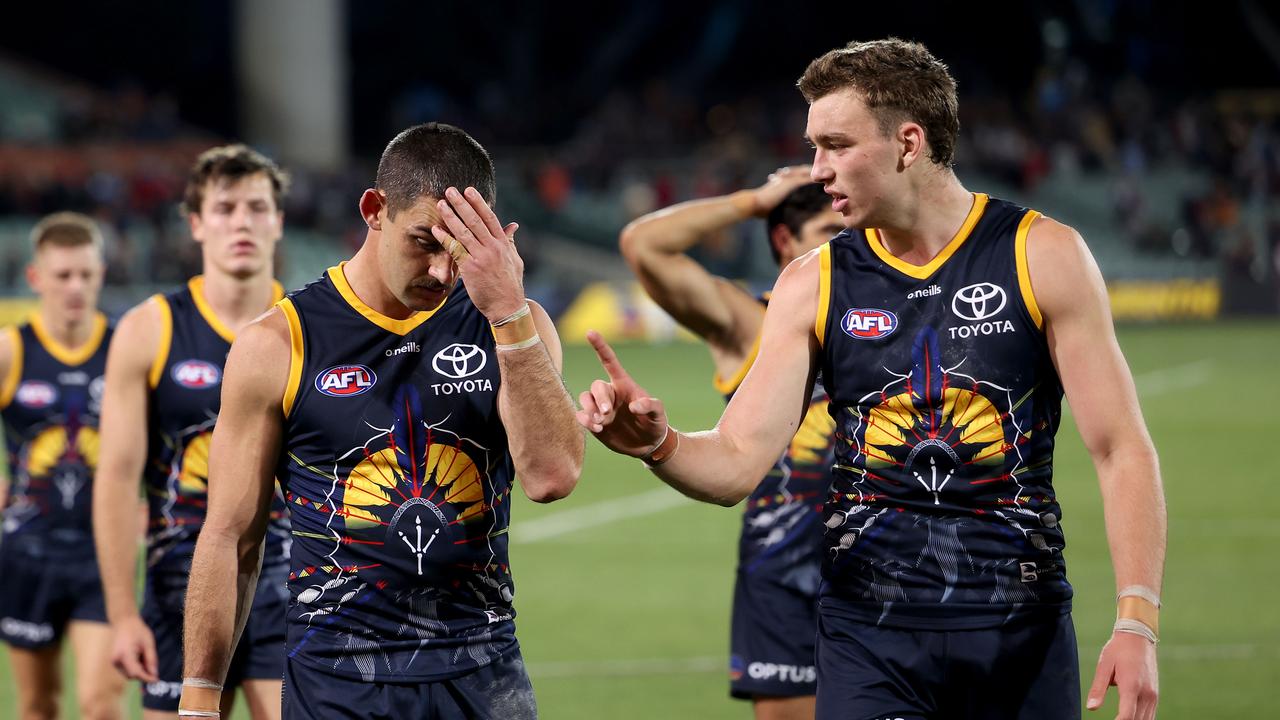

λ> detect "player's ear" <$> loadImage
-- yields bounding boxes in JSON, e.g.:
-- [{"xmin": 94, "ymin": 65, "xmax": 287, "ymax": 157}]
[
  {"xmin": 359, "ymin": 189, "xmax": 386, "ymax": 231},
  {"xmin": 899, "ymin": 121, "xmax": 926, "ymax": 169},
  {"xmin": 769, "ymin": 224, "xmax": 795, "ymax": 263}
]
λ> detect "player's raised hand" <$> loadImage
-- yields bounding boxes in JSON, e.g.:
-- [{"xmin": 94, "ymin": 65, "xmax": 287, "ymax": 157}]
[
  {"xmin": 1086, "ymin": 632, "xmax": 1158, "ymax": 720},
  {"xmin": 749, "ymin": 165, "xmax": 815, "ymax": 215},
  {"xmin": 576, "ymin": 331, "xmax": 668, "ymax": 457},
  {"xmin": 431, "ymin": 186, "xmax": 525, "ymax": 322}
]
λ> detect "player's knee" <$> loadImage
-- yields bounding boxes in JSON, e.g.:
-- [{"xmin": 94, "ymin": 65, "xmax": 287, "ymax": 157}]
[{"xmin": 77, "ymin": 681, "xmax": 124, "ymax": 720}]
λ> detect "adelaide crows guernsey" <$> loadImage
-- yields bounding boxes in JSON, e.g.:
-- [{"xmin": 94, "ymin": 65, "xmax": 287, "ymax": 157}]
[
  {"xmin": 0, "ymin": 313, "xmax": 110, "ymax": 561},
  {"xmin": 277, "ymin": 264, "xmax": 517, "ymax": 682},
  {"xmin": 144, "ymin": 277, "xmax": 290, "ymax": 607},
  {"xmin": 716, "ymin": 296, "xmax": 833, "ymax": 590},
  {"xmin": 817, "ymin": 194, "xmax": 1070, "ymax": 629}
]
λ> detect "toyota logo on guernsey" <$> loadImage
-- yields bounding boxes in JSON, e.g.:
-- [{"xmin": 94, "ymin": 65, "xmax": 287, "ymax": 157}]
[
  {"xmin": 841, "ymin": 308, "xmax": 898, "ymax": 340},
  {"xmin": 951, "ymin": 282, "xmax": 1007, "ymax": 321},
  {"xmin": 171, "ymin": 360, "xmax": 221, "ymax": 389},
  {"xmin": 432, "ymin": 343, "xmax": 487, "ymax": 379},
  {"xmin": 315, "ymin": 365, "xmax": 377, "ymax": 397}
]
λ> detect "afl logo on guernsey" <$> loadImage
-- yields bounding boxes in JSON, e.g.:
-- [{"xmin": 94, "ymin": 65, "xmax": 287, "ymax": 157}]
[
  {"xmin": 15, "ymin": 380, "xmax": 58, "ymax": 408},
  {"xmin": 315, "ymin": 364, "xmax": 377, "ymax": 397},
  {"xmin": 841, "ymin": 308, "xmax": 898, "ymax": 340},
  {"xmin": 171, "ymin": 360, "xmax": 222, "ymax": 389}
]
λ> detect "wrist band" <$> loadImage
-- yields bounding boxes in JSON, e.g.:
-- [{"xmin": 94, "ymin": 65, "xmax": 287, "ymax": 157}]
[
  {"xmin": 492, "ymin": 303, "xmax": 531, "ymax": 327},
  {"xmin": 641, "ymin": 425, "xmax": 680, "ymax": 467},
  {"xmin": 1117, "ymin": 585, "xmax": 1161, "ymax": 608},
  {"xmin": 183, "ymin": 678, "xmax": 224, "ymax": 691},
  {"xmin": 177, "ymin": 711, "xmax": 220, "ymax": 718},
  {"xmin": 492, "ymin": 311, "xmax": 537, "ymax": 347},
  {"xmin": 1113, "ymin": 618, "xmax": 1158, "ymax": 644},
  {"xmin": 496, "ymin": 334, "xmax": 542, "ymax": 352}
]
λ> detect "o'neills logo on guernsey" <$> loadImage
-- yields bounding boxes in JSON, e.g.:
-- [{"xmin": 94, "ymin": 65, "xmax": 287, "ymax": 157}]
[
  {"xmin": 385, "ymin": 341, "xmax": 421, "ymax": 357},
  {"xmin": 907, "ymin": 284, "xmax": 942, "ymax": 300},
  {"xmin": 841, "ymin": 308, "xmax": 898, "ymax": 340},
  {"xmin": 171, "ymin": 360, "xmax": 221, "ymax": 389},
  {"xmin": 315, "ymin": 364, "xmax": 377, "ymax": 397}
]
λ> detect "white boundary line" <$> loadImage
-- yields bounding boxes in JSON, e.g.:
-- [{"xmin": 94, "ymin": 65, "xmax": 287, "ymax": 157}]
[{"xmin": 515, "ymin": 487, "xmax": 690, "ymax": 543}]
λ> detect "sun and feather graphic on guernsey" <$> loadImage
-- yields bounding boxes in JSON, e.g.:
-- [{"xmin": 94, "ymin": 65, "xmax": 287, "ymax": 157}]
[
  {"xmin": 287, "ymin": 375, "xmax": 510, "ymax": 679},
  {"xmin": 825, "ymin": 281, "xmax": 1059, "ymax": 606}
]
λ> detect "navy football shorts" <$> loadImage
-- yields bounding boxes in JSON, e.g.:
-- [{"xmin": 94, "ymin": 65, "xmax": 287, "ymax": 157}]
[
  {"xmin": 0, "ymin": 549, "xmax": 106, "ymax": 650},
  {"xmin": 729, "ymin": 567, "xmax": 818, "ymax": 699},
  {"xmin": 814, "ymin": 607, "xmax": 1079, "ymax": 719},
  {"xmin": 282, "ymin": 646, "xmax": 537, "ymax": 720},
  {"xmin": 140, "ymin": 576, "xmax": 287, "ymax": 711}
]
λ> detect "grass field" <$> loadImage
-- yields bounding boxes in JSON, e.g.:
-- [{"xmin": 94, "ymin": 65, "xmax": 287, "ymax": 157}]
[{"xmin": 2, "ymin": 320, "xmax": 1278, "ymax": 718}]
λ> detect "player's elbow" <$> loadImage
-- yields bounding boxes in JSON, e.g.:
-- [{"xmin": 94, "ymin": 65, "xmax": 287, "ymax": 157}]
[
  {"xmin": 521, "ymin": 461, "xmax": 581, "ymax": 504},
  {"xmin": 618, "ymin": 222, "xmax": 655, "ymax": 267}
]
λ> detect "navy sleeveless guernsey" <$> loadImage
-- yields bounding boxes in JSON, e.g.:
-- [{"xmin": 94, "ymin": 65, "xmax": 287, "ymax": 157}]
[
  {"xmin": 817, "ymin": 194, "xmax": 1070, "ymax": 630},
  {"xmin": 145, "ymin": 277, "xmax": 290, "ymax": 606},
  {"xmin": 716, "ymin": 294, "xmax": 832, "ymax": 587},
  {"xmin": 277, "ymin": 264, "xmax": 517, "ymax": 682},
  {"xmin": 0, "ymin": 313, "xmax": 110, "ymax": 561}
]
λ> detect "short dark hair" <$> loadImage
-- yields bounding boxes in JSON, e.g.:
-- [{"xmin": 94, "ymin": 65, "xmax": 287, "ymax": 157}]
[
  {"xmin": 798, "ymin": 38, "xmax": 959, "ymax": 167},
  {"xmin": 30, "ymin": 211, "xmax": 104, "ymax": 254},
  {"xmin": 375, "ymin": 123, "xmax": 496, "ymax": 218},
  {"xmin": 181, "ymin": 144, "xmax": 289, "ymax": 216},
  {"xmin": 765, "ymin": 183, "xmax": 832, "ymax": 264}
]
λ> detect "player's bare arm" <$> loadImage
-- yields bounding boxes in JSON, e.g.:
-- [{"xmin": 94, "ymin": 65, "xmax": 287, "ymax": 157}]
[
  {"xmin": 179, "ymin": 310, "xmax": 288, "ymax": 714},
  {"xmin": 580, "ymin": 247, "xmax": 822, "ymax": 505},
  {"xmin": 0, "ymin": 328, "xmax": 14, "ymax": 505},
  {"xmin": 93, "ymin": 298, "xmax": 163, "ymax": 682},
  {"xmin": 618, "ymin": 167, "xmax": 814, "ymax": 373},
  {"xmin": 1028, "ymin": 217, "xmax": 1163, "ymax": 720},
  {"xmin": 433, "ymin": 186, "xmax": 583, "ymax": 502}
]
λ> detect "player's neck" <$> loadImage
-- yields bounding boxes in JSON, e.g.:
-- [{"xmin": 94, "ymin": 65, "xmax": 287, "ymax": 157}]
[
  {"xmin": 195, "ymin": 269, "xmax": 278, "ymax": 335},
  {"xmin": 343, "ymin": 247, "xmax": 416, "ymax": 320},
  {"xmin": 35, "ymin": 306, "xmax": 97, "ymax": 350},
  {"xmin": 874, "ymin": 174, "xmax": 974, "ymax": 263}
]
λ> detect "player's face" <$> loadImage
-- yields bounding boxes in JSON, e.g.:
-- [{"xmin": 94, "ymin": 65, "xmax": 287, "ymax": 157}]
[
  {"xmin": 27, "ymin": 244, "xmax": 104, "ymax": 325},
  {"xmin": 189, "ymin": 173, "xmax": 282, "ymax": 280},
  {"xmin": 806, "ymin": 89, "xmax": 904, "ymax": 229},
  {"xmin": 377, "ymin": 194, "xmax": 457, "ymax": 312},
  {"xmin": 774, "ymin": 209, "xmax": 845, "ymax": 267}
]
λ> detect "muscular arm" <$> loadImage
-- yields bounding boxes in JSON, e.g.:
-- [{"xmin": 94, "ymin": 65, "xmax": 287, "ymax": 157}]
[
  {"xmin": 619, "ymin": 191, "xmax": 764, "ymax": 354},
  {"xmin": 1028, "ymin": 218, "xmax": 1163, "ymax": 716},
  {"xmin": 93, "ymin": 301, "xmax": 159, "ymax": 626},
  {"xmin": 180, "ymin": 310, "xmax": 286, "ymax": 710},
  {"xmin": 497, "ymin": 301, "xmax": 583, "ymax": 503},
  {"xmin": 581, "ymin": 249, "xmax": 822, "ymax": 506}
]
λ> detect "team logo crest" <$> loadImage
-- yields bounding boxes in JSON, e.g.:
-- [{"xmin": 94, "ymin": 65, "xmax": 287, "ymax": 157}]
[
  {"xmin": 841, "ymin": 308, "xmax": 898, "ymax": 340},
  {"xmin": 171, "ymin": 360, "xmax": 222, "ymax": 389},
  {"xmin": 315, "ymin": 364, "xmax": 377, "ymax": 397},
  {"xmin": 15, "ymin": 381, "xmax": 58, "ymax": 408}
]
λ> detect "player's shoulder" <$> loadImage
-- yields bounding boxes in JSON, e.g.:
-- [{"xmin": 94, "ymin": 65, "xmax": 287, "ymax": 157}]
[
  {"xmin": 235, "ymin": 305, "xmax": 291, "ymax": 357},
  {"xmin": 111, "ymin": 294, "xmax": 168, "ymax": 355}
]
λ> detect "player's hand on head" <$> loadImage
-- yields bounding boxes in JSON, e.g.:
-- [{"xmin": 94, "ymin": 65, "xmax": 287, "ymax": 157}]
[
  {"xmin": 431, "ymin": 186, "xmax": 526, "ymax": 322},
  {"xmin": 109, "ymin": 614, "xmax": 159, "ymax": 681},
  {"xmin": 576, "ymin": 330, "xmax": 668, "ymax": 457},
  {"xmin": 1086, "ymin": 631, "xmax": 1158, "ymax": 719},
  {"xmin": 751, "ymin": 165, "xmax": 815, "ymax": 215}
]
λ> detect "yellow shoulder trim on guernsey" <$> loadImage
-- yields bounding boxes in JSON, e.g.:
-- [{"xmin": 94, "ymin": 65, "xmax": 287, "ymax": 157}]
[
  {"xmin": 189, "ymin": 276, "xmax": 237, "ymax": 344},
  {"xmin": 148, "ymin": 295, "xmax": 173, "ymax": 389},
  {"xmin": 816, "ymin": 242, "xmax": 832, "ymax": 347},
  {"xmin": 712, "ymin": 332, "xmax": 761, "ymax": 396},
  {"xmin": 276, "ymin": 298, "xmax": 305, "ymax": 418},
  {"xmin": 0, "ymin": 325, "xmax": 23, "ymax": 409},
  {"xmin": 1015, "ymin": 210, "xmax": 1044, "ymax": 330},
  {"xmin": 327, "ymin": 262, "xmax": 442, "ymax": 336},
  {"xmin": 29, "ymin": 312, "xmax": 107, "ymax": 367},
  {"xmin": 866, "ymin": 193, "xmax": 989, "ymax": 280}
]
